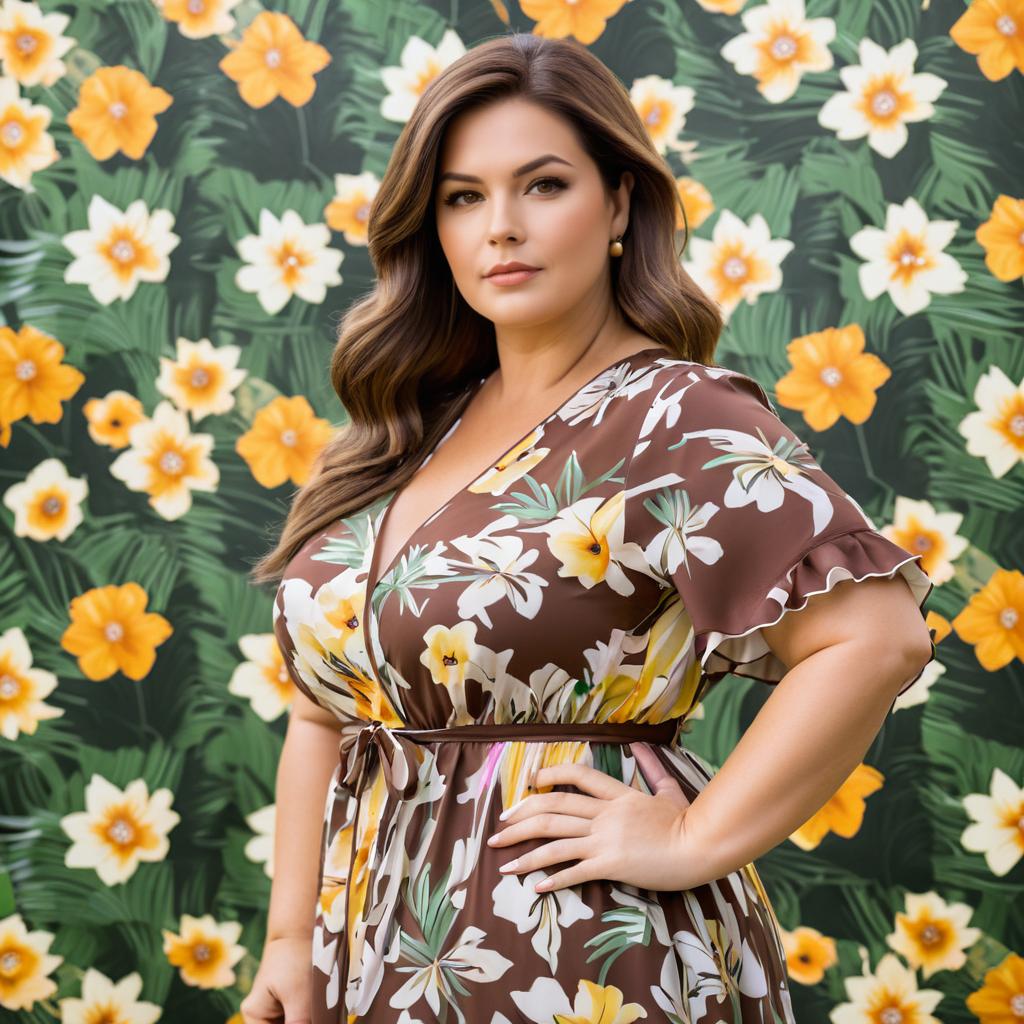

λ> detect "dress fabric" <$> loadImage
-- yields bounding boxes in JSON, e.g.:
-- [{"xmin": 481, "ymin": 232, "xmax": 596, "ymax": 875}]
[{"xmin": 273, "ymin": 347, "xmax": 935, "ymax": 1024}]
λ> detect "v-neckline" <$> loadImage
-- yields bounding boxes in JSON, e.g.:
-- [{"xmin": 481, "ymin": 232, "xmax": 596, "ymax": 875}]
[
  {"xmin": 363, "ymin": 346, "xmax": 669, "ymax": 603},
  {"xmin": 358, "ymin": 346, "xmax": 671, "ymax": 680}
]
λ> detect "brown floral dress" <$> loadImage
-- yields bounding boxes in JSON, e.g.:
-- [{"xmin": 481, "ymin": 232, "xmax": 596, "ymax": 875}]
[{"xmin": 273, "ymin": 347, "xmax": 934, "ymax": 1023}]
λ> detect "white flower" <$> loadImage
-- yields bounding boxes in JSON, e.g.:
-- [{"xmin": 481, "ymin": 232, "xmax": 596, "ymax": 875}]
[
  {"xmin": 325, "ymin": 170, "xmax": 380, "ymax": 246},
  {"xmin": 0, "ymin": 1, "xmax": 77, "ymax": 86},
  {"xmin": 829, "ymin": 951, "xmax": 944, "ymax": 1023},
  {"xmin": 58, "ymin": 968, "xmax": 162, "ymax": 1024},
  {"xmin": 818, "ymin": 38, "xmax": 947, "ymax": 158},
  {"xmin": 961, "ymin": 767, "xmax": 1024, "ymax": 877},
  {"xmin": 3, "ymin": 457, "xmax": 87, "ymax": 541},
  {"xmin": 228, "ymin": 632, "xmax": 296, "ymax": 721},
  {"xmin": 957, "ymin": 364, "xmax": 1024, "ymax": 479},
  {"xmin": 682, "ymin": 209, "xmax": 794, "ymax": 322},
  {"xmin": 0, "ymin": 913, "xmax": 62, "ymax": 1011},
  {"xmin": 109, "ymin": 400, "xmax": 219, "ymax": 520},
  {"xmin": 0, "ymin": 626, "xmax": 63, "ymax": 741},
  {"xmin": 490, "ymin": 869, "xmax": 593, "ymax": 973},
  {"xmin": 881, "ymin": 496, "xmax": 967, "ymax": 586},
  {"xmin": 61, "ymin": 774, "xmax": 180, "ymax": 885},
  {"xmin": 62, "ymin": 195, "xmax": 180, "ymax": 305},
  {"xmin": 379, "ymin": 28, "xmax": 466, "ymax": 123},
  {"xmin": 629, "ymin": 73, "xmax": 697, "ymax": 157},
  {"xmin": 244, "ymin": 803, "xmax": 275, "ymax": 878},
  {"xmin": 720, "ymin": 0, "xmax": 835, "ymax": 103},
  {"xmin": 234, "ymin": 208, "xmax": 343, "ymax": 315},
  {"xmin": 0, "ymin": 75, "xmax": 59, "ymax": 191},
  {"xmin": 156, "ymin": 336, "xmax": 247, "ymax": 421},
  {"xmin": 885, "ymin": 891, "xmax": 982, "ymax": 979},
  {"xmin": 849, "ymin": 196, "xmax": 966, "ymax": 316},
  {"xmin": 390, "ymin": 925, "xmax": 513, "ymax": 1016}
]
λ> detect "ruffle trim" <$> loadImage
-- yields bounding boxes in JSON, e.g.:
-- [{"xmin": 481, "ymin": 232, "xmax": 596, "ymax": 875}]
[{"xmin": 697, "ymin": 529, "xmax": 936, "ymax": 697}]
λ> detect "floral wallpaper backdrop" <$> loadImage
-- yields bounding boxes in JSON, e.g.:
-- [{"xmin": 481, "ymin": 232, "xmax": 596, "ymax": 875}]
[{"xmin": 0, "ymin": 0, "xmax": 1021, "ymax": 1020}]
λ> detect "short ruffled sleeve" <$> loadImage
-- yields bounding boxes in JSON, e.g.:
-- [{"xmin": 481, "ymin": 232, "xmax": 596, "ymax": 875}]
[{"xmin": 624, "ymin": 363, "xmax": 936, "ymax": 697}]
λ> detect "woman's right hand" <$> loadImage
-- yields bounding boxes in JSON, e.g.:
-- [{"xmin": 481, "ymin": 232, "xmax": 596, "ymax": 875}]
[{"xmin": 240, "ymin": 934, "xmax": 313, "ymax": 1024}]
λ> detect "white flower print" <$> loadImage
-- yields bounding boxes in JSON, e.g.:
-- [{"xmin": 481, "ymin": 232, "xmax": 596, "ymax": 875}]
[
  {"xmin": 389, "ymin": 924, "xmax": 514, "ymax": 1018},
  {"xmin": 491, "ymin": 868, "xmax": 594, "ymax": 973}
]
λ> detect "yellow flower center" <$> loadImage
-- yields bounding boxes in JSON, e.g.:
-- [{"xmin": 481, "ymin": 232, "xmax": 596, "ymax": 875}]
[
  {"xmin": 995, "ymin": 15, "xmax": 1016, "ymax": 35},
  {"xmin": 356, "ymin": 202, "xmax": 370, "ymax": 222},
  {"xmin": 190, "ymin": 367, "xmax": 210, "ymax": 388},
  {"xmin": 108, "ymin": 101, "xmax": 128, "ymax": 120},
  {"xmin": 819, "ymin": 366, "xmax": 842, "ymax": 387},
  {"xmin": 913, "ymin": 533, "xmax": 932, "ymax": 552},
  {"xmin": 159, "ymin": 450, "xmax": 185, "ymax": 475},
  {"xmin": 770, "ymin": 34, "xmax": 797, "ymax": 60},
  {"xmin": 1009, "ymin": 414, "xmax": 1024, "ymax": 437},
  {"xmin": 1, "ymin": 120, "xmax": 23, "ymax": 147},
  {"xmin": 870, "ymin": 89, "xmax": 897, "ymax": 118},
  {"xmin": 0, "ymin": 949, "xmax": 22, "ymax": 975},
  {"xmin": 42, "ymin": 494, "xmax": 64, "ymax": 517},
  {"xmin": 879, "ymin": 1008, "xmax": 904, "ymax": 1024},
  {"xmin": 188, "ymin": 0, "xmax": 206, "ymax": 12},
  {"xmin": 918, "ymin": 923, "xmax": 941, "ymax": 946},
  {"xmin": 193, "ymin": 941, "xmax": 213, "ymax": 962},
  {"xmin": 15, "ymin": 358, "xmax": 37, "ymax": 381},
  {"xmin": 106, "ymin": 816, "xmax": 136, "ymax": 846},
  {"xmin": 0, "ymin": 673, "xmax": 21, "ymax": 701},
  {"xmin": 16, "ymin": 33, "xmax": 37, "ymax": 54},
  {"xmin": 1000, "ymin": 607, "xmax": 1018, "ymax": 629},
  {"xmin": 104, "ymin": 621, "xmax": 124, "ymax": 642},
  {"xmin": 265, "ymin": 48, "xmax": 282, "ymax": 68},
  {"xmin": 278, "ymin": 664, "xmax": 290, "ymax": 684},
  {"xmin": 1010, "ymin": 991, "xmax": 1024, "ymax": 1014},
  {"xmin": 644, "ymin": 103, "xmax": 663, "ymax": 127},
  {"xmin": 722, "ymin": 255, "xmax": 748, "ymax": 280},
  {"xmin": 899, "ymin": 246, "xmax": 926, "ymax": 267},
  {"xmin": 111, "ymin": 239, "xmax": 135, "ymax": 263},
  {"xmin": 280, "ymin": 429, "xmax": 298, "ymax": 447}
]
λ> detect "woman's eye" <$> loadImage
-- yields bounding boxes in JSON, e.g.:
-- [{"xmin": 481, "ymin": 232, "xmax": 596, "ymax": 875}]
[{"xmin": 442, "ymin": 176, "xmax": 567, "ymax": 207}]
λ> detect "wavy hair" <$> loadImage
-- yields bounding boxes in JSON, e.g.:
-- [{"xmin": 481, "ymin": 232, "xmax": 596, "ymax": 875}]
[{"xmin": 248, "ymin": 32, "xmax": 723, "ymax": 585}]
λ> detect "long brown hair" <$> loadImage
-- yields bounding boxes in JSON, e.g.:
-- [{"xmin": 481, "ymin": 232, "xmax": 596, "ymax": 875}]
[{"xmin": 248, "ymin": 32, "xmax": 723, "ymax": 586}]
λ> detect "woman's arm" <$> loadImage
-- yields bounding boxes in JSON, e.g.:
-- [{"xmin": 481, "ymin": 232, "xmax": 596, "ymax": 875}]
[
  {"xmin": 679, "ymin": 573, "xmax": 934, "ymax": 882},
  {"xmin": 265, "ymin": 689, "xmax": 344, "ymax": 942}
]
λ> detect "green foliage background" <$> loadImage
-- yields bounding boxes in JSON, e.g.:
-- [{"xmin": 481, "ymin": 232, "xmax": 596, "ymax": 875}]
[{"xmin": 0, "ymin": 1, "xmax": 1021, "ymax": 1022}]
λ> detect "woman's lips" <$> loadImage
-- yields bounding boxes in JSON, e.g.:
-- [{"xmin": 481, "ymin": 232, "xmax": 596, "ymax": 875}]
[{"xmin": 486, "ymin": 268, "xmax": 541, "ymax": 286}]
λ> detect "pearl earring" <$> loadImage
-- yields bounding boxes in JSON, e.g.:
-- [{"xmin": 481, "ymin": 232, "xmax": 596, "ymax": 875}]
[{"xmin": 609, "ymin": 235, "xmax": 623, "ymax": 257}]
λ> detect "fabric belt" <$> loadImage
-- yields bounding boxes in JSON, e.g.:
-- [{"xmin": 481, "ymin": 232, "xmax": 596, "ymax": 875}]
[
  {"xmin": 332, "ymin": 716, "xmax": 681, "ymax": 1013},
  {"xmin": 337, "ymin": 717, "xmax": 682, "ymax": 801}
]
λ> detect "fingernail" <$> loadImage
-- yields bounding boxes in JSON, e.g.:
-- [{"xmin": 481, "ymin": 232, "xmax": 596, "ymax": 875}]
[
  {"xmin": 499, "ymin": 858, "xmax": 519, "ymax": 873},
  {"xmin": 500, "ymin": 798, "xmax": 524, "ymax": 821}
]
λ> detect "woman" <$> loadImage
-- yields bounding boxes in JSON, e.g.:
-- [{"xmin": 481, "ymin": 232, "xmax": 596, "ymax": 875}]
[{"xmin": 242, "ymin": 32, "xmax": 935, "ymax": 1024}]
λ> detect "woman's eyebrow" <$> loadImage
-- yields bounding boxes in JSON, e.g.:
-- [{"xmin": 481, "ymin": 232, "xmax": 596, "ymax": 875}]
[{"xmin": 437, "ymin": 154, "xmax": 573, "ymax": 185}]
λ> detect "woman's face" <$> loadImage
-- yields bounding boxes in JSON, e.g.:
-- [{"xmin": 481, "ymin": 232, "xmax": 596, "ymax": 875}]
[{"xmin": 433, "ymin": 97, "xmax": 632, "ymax": 330}]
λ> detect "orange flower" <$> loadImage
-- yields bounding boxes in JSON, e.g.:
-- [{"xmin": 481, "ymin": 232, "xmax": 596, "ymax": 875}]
[
  {"xmin": 675, "ymin": 177, "xmax": 714, "ymax": 233},
  {"xmin": 0, "ymin": 324, "xmax": 84, "ymax": 447},
  {"xmin": 926, "ymin": 610, "xmax": 952, "ymax": 646},
  {"xmin": 218, "ymin": 12, "xmax": 330, "ymax": 109},
  {"xmin": 976, "ymin": 194, "xmax": 1024, "ymax": 281},
  {"xmin": 519, "ymin": 0, "xmax": 629, "ymax": 44},
  {"xmin": 779, "ymin": 925, "xmax": 838, "ymax": 985},
  {"xmin": 82, "ymin": 390, "xmax": 147, "ymax": 449},
  {"xmin": 61, "ymin": 582, "xmax": 173, "ymax": 682},
  {"xmin": 965, "ymin": 952, "xmax": 1024, "ymax": 1022},
  {"xmin": 235, "ymin": 395, "xmax": 334, "ymax": 487},
  {"xmin": 789, "ymin": 763, "xmax": 885, "ymax": 850},
  {"xmin": 949, "ymin": 0, "xmax": 1024, "ymax": 81},
  {"xmin": 774, "ymin": 324, "xmax": 892, "ymax": 431},
  {"xmin": 952, "ymin": 568, "xmax": 1024, "ymax": 671},
  {"xmin": 161, "ymin": 0, "xmax": 241, "ymax": 40},
  {"xmin": 67, "ymin": 66, "xmax": 173, "ymax": 161}
]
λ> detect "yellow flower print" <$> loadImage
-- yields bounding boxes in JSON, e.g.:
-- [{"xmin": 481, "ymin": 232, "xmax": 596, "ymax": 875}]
[{"xmin": 788, "ymin": 762, "xmax": 884, "ymax": 850}]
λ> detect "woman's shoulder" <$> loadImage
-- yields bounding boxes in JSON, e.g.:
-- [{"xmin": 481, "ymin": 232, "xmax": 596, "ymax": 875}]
[{"xmin": 635, "ymin": 350, "xmax": 778, "ymax": 418}]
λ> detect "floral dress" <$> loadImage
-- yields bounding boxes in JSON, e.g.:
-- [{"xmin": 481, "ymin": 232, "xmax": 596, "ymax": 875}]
[{"xmin": 273, "ymin": 346, "xmax": 934, "ymax": 1024}]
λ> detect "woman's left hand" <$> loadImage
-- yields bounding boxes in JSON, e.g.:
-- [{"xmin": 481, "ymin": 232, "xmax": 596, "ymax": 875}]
[{"xmin": 486, "ymin": 742, "xmax": 704, "ymax": 893}]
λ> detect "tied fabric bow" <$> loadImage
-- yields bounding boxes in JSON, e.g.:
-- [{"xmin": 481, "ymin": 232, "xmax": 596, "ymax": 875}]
[{"xmin": 337, "ymin": 719, "xmax": 422, "ymax": 800}]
